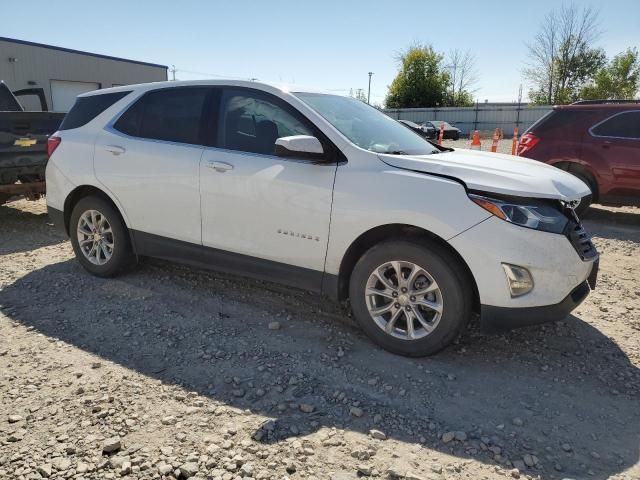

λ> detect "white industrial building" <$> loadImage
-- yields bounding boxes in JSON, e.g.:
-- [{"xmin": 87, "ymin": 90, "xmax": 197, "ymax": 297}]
[{"xmin": 0, "ymin": 36, "xmax": 167, "ymax": 112}]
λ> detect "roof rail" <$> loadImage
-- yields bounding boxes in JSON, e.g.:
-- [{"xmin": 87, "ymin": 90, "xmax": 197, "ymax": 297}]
[{"xmin": 571, "ymin": 99, "xmax": 640, "ymax": 105}]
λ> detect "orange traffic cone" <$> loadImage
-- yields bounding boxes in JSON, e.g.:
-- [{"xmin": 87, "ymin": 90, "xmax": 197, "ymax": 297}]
[
  {"xmin": 490, "ymin": 128, "xmax": 500, "ymax": 153},
  {"xmin": 437, "ymin": 123, "xmax": 445, "ymax": 145},
  {"xmin": 511, "ymin": 127, "xmax": 519, "ymax": 156},
  {"xmin": 470, "ymin": 130, "xmax": 481, "ymax": 150}
]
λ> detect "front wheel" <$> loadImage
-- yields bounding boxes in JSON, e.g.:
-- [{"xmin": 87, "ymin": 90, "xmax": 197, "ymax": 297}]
[
  {"xmin": 349, "ymin": 240, "xmax": 473, "ymax": 356},
  {"xmin": 69, "ymin": 196, "xmax": 135, "ymax": 277}
]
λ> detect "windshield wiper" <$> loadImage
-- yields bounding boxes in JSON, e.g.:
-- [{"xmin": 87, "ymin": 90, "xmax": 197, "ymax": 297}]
[{"xmin": 384, "ymin": 150, "xmax": 408, "ymax": 155}]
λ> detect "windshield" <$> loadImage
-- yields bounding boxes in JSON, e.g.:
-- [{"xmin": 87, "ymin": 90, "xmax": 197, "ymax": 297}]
[{"xmin": 294, "ymin": 93, "xmax": 439, "ymax": 155}]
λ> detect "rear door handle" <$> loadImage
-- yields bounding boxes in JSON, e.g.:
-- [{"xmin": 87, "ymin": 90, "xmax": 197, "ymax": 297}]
[
  {"xmin": 104, "ymin": 145, "xmax": 126, "ymax": 155},
  {"xmin": 206, "ymin": 161, "xmax": 234, "ymax": 172}
]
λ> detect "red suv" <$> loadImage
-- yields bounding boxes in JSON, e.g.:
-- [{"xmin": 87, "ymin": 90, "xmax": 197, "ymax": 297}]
[{"xmin": 518, "ymin": 101, "xmax": 640, "ymax": 213}]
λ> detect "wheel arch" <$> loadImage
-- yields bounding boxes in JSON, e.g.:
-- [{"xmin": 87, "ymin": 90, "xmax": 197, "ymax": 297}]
[
  {"xmin": 63, "ymin": 185, "xmax": 130, "ymax": 237},
  {"xmin": 551, "ymin": 160, "xmax": 599, "ymax": 201},
  {"xmin": 332, "ymin": 223, "xmax": 480, "ymax": 313}
]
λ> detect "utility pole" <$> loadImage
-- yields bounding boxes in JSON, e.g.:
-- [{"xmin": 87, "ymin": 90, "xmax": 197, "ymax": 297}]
[
  {"xmin": 367, "ymin": 72, "xmax": 374, "ymax": 104},
  {"xmin": 170, "ymin": 65, "xmax": 177, "ymax": 81}
]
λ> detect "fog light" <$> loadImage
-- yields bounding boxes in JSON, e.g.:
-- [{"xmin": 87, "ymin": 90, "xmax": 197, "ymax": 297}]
[{"xmin": 502, "ymin": 264, "xmax": 534, "ymax": 297}]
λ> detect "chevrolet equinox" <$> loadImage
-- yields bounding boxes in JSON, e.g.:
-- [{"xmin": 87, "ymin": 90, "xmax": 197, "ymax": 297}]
[{"xmin": 46, "ymin": 81, "xmax": 599, "ymax": 356}]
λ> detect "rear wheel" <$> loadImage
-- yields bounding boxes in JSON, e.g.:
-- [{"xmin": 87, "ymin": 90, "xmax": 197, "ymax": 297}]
[
  {"xmin": 69, "ymin": 196, "xmax": 135, "ymax": 277},
  {"xmin": 349, "ymin": 240, "xmax": 473, "ymax": 356}
]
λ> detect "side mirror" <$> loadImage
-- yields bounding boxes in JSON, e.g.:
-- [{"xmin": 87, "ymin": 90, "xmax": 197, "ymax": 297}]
[{"xmin": 275, "ymin": 135, "xmax": 325, "ymax": 160}]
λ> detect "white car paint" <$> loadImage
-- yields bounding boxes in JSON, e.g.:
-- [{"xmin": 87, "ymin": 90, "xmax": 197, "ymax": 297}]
[
  {"xmin": 46, "ymin": 79, "xmax": 597, "ymax": 323},
  {"xmin": 378, "ymin": 149, "xmax": 591, "ymax": 201}
]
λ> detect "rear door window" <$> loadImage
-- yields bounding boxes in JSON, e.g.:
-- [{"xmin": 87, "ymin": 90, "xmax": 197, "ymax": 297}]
[
  {"xmin": 59, "ymin": 91, "xmax": 131, "ymax": 130},
  {"xmin": 114, "ymin": 87, "xmax": 210, "ymax": 145},
  {"xmin": 591, "ymin": 111, "xmax": 640, "ymax": 139}
]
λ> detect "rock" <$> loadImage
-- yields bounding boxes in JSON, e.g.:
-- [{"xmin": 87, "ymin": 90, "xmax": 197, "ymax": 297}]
[
  {"xmin": 369, "ymin": 429, "xmax": 386, "ymax": 440},
  {"xmin": 102, "ymin": 436, "xmax": 122, "ymax": 454},
  {"xmin": 7, "ymin": 415, "xmax": 22, "ymax": 423},
  {"xmin": 509, "ymin": 468, "xmax": 521, "ymax": 478},
  {"xmin": 349, "ymin": 407, "xmax": 363, "ymax": 417},
  {"xmin": 454, "ymin": 431, "xmax": 467, "ymax": 441},
  {"xmin": 121, "ymin": 461, "xmax": 132, "ymax": 474},
  {"xmin": 76, "ymin": 462, "xmax": 90, "ymax": 474},
  {"xmin": 430, "ymin": 463, "xmax": 443, "ymax": 474},
  {"xmin": 180, "ymin": 462, "xmax": 199, "ymax": 478},
  {"xmin": 441, "ymin": 431, "xmax": 455, "ymax": 443},
  {"xmin": 52, "ymin": 457, "xmax": 71, "ymax": 471},
  {"xmin": 299, "ymin": 404, "xmax": 315, "ymax": 413},
  {"xmin": 561, "ymin": 443, "xmax": 572, "ymax": 452},
  {"xmin": 523, "ymin": 454, "xmax": 537, "ymax": 467},
  {"xmin": 157, "ymin": 463, "xmax": 173, "ymax": 475},
  {"xmin": 109, "ymin": 456, "xmax": 128, "ymax": 469},
  {"xmin": 512, "ymin": 417, "xmax": 524, "ymax": 426},
  {"xmin": 268, "ymin": 321, "xmax": 281, "ymax": 330},
  {"xmin": 357, "ymin": 464, "xmax": 372, "ymax": 476},
  {"xmin": 37, "ymin": 464, "xmax": 52, "ymax": 477},
  {"xmin": 161, "ymin": 416, "xmax": 177, "ymax": 425},
  {"xmin": 387, "ymin": 467, "xmax": 404, "ymax": 478}
]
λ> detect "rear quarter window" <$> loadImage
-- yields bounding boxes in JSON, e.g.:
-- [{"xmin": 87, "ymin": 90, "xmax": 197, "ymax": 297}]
[
  {"xmin": 59, "ymin": 91, "xmax": 131, "ymax": 130},
  {"xmin": 591, "ymin": 111, "xmax": 640, "ymax": 139}
]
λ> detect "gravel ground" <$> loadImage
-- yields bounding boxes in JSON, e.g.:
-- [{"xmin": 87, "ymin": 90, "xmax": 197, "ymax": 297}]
[{"xmin": 1, "ymin": 194, "xmax": 639, "ymax": 480}]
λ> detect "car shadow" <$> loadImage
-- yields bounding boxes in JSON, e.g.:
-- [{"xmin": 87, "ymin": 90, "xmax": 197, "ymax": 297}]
[
  {"xmin": 0, "ymin": 257, "xmax": 637, "ymax": 480},
  {"xmin": 0, "ymin": 201, "xmax": 67, "ymax": 255}
]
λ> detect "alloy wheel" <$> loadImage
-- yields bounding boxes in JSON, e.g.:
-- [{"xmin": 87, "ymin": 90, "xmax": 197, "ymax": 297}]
[
  {"xmin": 365, "ymin": 260, "xmax": 443, "ymax": 340},
  {"xmin": 76, "ymin": 209, "xmax": 114, "ymax": 266}
]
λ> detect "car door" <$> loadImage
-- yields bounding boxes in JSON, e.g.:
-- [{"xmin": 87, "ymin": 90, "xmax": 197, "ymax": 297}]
[
  {"xmin": 590, "ymin": 110, "xmax": 640, "ymax": 195},
  {"xmin": 199, "ymin": 87, "xmax": 338, "ymax": 289},
  {"xmin": 94, "ymin": 87, "xmax": 211, "ymax": 244}
]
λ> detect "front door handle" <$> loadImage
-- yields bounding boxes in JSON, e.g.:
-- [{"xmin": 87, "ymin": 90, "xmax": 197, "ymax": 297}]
[
  {"xmin": 206, "ymin": 161, "xmax": 234, "ymax": 173},
  {"xmin": 104, "ymin": 145, "xmax": 126, "ymax": 155}
]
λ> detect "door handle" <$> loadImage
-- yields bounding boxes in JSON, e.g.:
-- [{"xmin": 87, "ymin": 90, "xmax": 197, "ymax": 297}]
[
  {"xmin": 104, "ymin": 145, "xmax": 126, "ymax": 155},
  {"xmin": 206, "ymin": 161, "xmax": 234, "ymax": 172}
]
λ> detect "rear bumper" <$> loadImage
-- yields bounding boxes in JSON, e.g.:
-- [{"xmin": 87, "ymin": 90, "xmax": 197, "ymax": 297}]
[
  {"xmin": 47, "ymin": 205, "xmax": 67, "ymax": 236},
  {"xmin": 480, "ymin": 259, "xmax": 598, "ymax": 331}
]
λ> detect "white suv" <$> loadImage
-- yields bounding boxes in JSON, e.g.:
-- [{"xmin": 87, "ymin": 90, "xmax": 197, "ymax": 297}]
[{"xmin": 46, "ymin": 80, "xmax": 599, "ymax": 356}]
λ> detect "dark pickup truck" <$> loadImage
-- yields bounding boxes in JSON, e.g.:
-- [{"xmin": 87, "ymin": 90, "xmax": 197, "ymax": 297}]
[{"xmin": 0, "ymin": 81, "xmax": 65, "ymax": 204}]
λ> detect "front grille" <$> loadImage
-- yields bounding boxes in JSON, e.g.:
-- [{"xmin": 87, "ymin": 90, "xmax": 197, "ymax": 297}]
[{"xmin": 565, "ymin": 221, "xmax": 597, "ymax": 260}]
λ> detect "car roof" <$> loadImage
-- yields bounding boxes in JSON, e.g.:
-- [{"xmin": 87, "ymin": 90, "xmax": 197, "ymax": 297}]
[
  {"xmin": 79, "ymin": 79, "xmax": 329, "ymax": 98},
  {"xmin": 555, "ymin": 102, "xmax": 640, "ymax": 111}
]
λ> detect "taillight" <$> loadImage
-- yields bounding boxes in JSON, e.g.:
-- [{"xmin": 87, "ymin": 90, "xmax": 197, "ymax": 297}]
[
  {"xmin": 47, "ymin": 136, "xmax": 61, "ymax": 157},
  {"xmin": 517, "ymin": 133, "xmax": 539, "ymax": 156}
]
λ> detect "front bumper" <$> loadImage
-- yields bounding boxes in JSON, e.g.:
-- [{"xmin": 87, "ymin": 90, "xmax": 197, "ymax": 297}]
[
  {"xmin": 481, "ymin": 258, "xmax": 598, "ymax": 330},
  {"xmin": 449, "ymin": 215, "xmax": 598, "ymax": 327}
]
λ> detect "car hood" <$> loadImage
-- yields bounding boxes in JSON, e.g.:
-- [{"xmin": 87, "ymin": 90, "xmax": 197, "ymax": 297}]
[{"xmin": 378, "ymin": 148, "xmax": 591, "ymax": 201}]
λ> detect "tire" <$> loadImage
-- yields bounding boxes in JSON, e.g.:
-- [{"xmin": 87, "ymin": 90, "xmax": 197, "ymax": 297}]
[
  {"xmin": 349, "ymin": 240, "xmax": 473, "ymax": 356},
  {"xmin": 69, "ymin": 195, "xmax": 135, "ymax": 277}
]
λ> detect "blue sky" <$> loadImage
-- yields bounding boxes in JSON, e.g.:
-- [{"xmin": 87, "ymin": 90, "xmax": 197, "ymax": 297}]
[{"xmin": 3, "ymin": 0, "xmax": 639, "ymax": 104}]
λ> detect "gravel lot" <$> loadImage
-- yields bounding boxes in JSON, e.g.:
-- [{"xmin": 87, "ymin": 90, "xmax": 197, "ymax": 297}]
[{"xmin": 1, "ymin": 181, "xmax": 639, "ymax": 480}]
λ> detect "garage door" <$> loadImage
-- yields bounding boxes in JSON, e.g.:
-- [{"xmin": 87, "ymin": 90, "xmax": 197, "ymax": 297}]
[{"xmin": 50, "ymin": 80, "xmax": 100, "ymax": 112}]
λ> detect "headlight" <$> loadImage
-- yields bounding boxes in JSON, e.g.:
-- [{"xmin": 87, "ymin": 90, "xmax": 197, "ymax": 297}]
[{"xmin": 469, "ymin": 194, "xmax": 569, "ymax": 234}]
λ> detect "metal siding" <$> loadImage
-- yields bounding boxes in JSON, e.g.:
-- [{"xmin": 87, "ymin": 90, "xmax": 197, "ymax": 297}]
[
  {"xmin": 0, "ymin": 39, "xmax": 167, "ymax": 111},
  {"xmin": 385, "ymin": 105, "xmax": 552, "ymax": 135}
]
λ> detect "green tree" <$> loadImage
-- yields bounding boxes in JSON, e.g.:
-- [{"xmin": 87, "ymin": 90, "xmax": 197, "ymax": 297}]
[
  {"xmin": 525, "ymin": 4, "xmax": 605, "ymax": 104},
  {"xmin": 385, "ymin": 44, "xmax": 450, "ymax": 108},
  {"xmin": 581, "ymin": 48, "xmax": 640, "ymax": 100}
]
